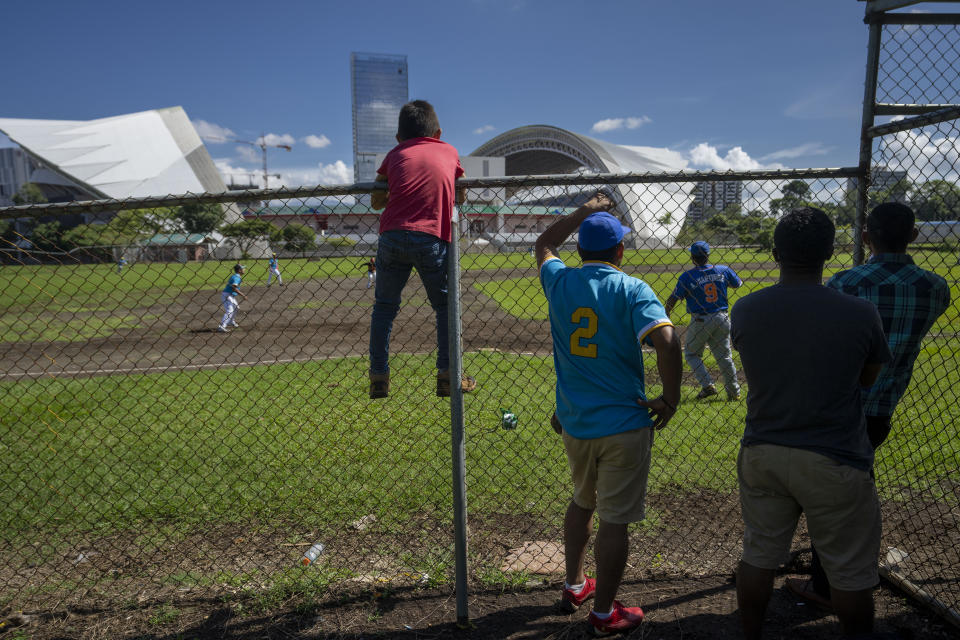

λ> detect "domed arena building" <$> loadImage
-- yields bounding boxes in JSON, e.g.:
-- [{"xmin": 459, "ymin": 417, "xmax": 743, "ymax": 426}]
[{"xmin": 471, "ymin": 125, "xmax": 694, "ymax": 247}]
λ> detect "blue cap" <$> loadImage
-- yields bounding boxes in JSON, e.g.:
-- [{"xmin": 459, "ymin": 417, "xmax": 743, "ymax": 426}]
[
  {"xmin": 578, "ymin": 212, "xmax": 631, "ymax": 251},
  {"xmin": 690, "ymin": 241, "xmax": 710, "ymax": 256}
]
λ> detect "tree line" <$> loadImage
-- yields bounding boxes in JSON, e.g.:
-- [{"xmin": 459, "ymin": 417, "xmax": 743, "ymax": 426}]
[
  {"xmin": 2, "ymin": 184, "xmax": 318, "ymax": 259},
  {"xmin": 674, "ymin": 177, "xmax": 960, "ymax": 250}
]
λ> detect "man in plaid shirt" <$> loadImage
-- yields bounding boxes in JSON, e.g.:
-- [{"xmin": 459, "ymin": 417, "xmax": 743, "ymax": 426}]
[{"xmin": 786, "ymin": 201, "xmax": 951, "ymax": 606}]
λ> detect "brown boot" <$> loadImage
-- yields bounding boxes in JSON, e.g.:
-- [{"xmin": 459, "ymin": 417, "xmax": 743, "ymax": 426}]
[
  {"xmin": 436, "ymin": 370, "xmax": 477, "ymax": 397},
  {"xmin": 369, "ymin": 373, "xmax": 390, "ymax": 399}
]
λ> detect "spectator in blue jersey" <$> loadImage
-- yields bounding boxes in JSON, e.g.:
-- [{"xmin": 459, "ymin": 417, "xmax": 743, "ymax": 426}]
[
  {"xmin": 267, "ymin": 253, "xmax": 283, "ymax": 286},
  {"xmin": 664, "ymin": 241, "xmax": 743, "ymax": 400},
  {"xmin": 786, "ymin": 201, "xmax": 951, "ymax": 608},
  {"xmin": 536, "ymin": 192, "xmax": 682, "ymax": 636},
  {"xmin": 218, "ymin": 264, "xmax": 246, "ymax": 333}
]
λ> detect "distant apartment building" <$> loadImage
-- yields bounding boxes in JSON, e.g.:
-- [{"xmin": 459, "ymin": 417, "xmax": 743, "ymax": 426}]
[
  {"xmin": 351, "ymin": 52, "xmax": 408, "ymax": 185},
  {"xmin": 686, "ymin": 180, "xmax": 743, "ymax": 223},
  {"xmin": 846, "ymin": 166, "xmax": 909, "ymax": 202}
]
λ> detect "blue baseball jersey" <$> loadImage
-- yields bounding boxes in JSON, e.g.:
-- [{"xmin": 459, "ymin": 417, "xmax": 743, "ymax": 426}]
[
  {"xmin": 269, "ymin": 258, "xmax": 278, "ymax": 269},
  {"xmin": 671, "ymin": 264, "xmax": 742, "ymax": 314},
  {"xmin": 224, "ymin": 273, "xmax": 242, "ymax": 295},
  {"xmin": 541, "ymin": 258, "xmax": 672, "ymax": 440}
]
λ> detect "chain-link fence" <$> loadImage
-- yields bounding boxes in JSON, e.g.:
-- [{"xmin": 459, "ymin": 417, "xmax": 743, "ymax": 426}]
[
  {"xmin": 1, "ymin": 7, "xmax": 959, "ymax": 635},
  {"xmin": 1, "ymin": 163, "xmax": 957, "ymax": 626},
  {"xmin": 852, "ymin": 11, "xmax": 960, "ymax": 626}
]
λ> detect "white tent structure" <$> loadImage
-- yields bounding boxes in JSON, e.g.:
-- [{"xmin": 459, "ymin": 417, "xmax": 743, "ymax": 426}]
[
  {"xmin": 0, "ymin": 107, "xmax": 253, "ymax": 258},
  {"xmin": 0, "ymin": 106, "xmax": 227, "ymax": 201}
]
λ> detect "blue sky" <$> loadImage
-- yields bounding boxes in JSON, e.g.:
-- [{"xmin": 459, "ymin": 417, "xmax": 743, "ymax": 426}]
[{"xmin": 0, "ymin": 1, "xmax": 908, "ymax": 188}]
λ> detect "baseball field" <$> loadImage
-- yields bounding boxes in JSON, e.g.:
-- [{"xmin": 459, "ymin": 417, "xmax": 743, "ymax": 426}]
[{"xmin": 1, "ymin": 247, "xmax": 958, "ymax": 636}]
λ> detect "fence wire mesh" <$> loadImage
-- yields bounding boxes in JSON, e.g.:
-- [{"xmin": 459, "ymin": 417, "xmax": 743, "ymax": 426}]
[
  {"xmin": 877, "ymin": 21, "xmax": 960, "ymax": 107},
  {"xmin": 859, "ymin": 18, "xmax": 960, "ymax": 623},
  {"xmin": 0, "ymin": 15, "xmax": 958, "ymax": 634},
  {"xmin": 1, "ymin": 165, "xmax": 956, "ymax": 626}
]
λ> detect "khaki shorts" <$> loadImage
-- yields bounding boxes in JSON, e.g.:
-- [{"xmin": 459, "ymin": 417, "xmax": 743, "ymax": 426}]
[
  {"xmin": 738, "ymin": 444, "xmax": 881, "ymax": 591},
  {"xmin": 563, "ymin": 428, "xmax": 654, "ymax": 525}
]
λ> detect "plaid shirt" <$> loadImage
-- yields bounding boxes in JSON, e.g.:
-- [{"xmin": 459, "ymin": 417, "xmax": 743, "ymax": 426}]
[{"xmin": 827, "ymin": 253, "xmax": 950, "ymax": 417}]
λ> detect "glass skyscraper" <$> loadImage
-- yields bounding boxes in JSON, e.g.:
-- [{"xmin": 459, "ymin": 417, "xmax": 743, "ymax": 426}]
[{"xmin": 350, "ymin": 52, "xmax": 409, "ymax": 184}]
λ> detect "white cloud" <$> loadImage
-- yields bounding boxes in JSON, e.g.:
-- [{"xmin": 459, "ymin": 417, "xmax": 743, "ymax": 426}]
[
  {"xmin": 880, "ymin": 125, "xmax": 960, "ymax": 183},
  {"xmin": 215, "ymin": 159, "xmax": 263, "ymax": 188},
  {"xmin": 236, "ymin": 145, "xmax": 260, "ymax": 163},
  {"xmin": 687, "ymin": 142, "xmax": 786, "ymax": 171},
  {"xmin": 473, "ymin": 125, "xmax": 495, "ymax": 135},
  {"xmin": 214, "ymin": 159, "xmax": 353, "ymax": 190},
  {"xmin": 591, "ymin": 116, "xmax": 652, "ymax": 133},
  {"xmin": 193, "ymin": 119, "xmax": 236, "ymax": 142},
  {"xmin": 302, "ymin": 134, "xmax": 331, "ymax": 149},
  {"xmin": 256, "ymin": 133, "xmax": 296, "ymax": 147},
  {"xmin": 760, "ymin": 142, "xmax": 833, "ymax": 162},
  {"xmin": 315, "ymin": 160, "xmax": 353, "ymax": 185}
]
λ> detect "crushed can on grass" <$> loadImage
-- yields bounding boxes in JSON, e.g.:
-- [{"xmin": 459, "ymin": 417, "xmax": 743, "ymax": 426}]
[
  {"xmin": 302, "ymin": 542, "xmax": 325, "ymax": 566},
  {"xmin": 500, "ymin": 408, "xmax": 518, "ymax": 430}
]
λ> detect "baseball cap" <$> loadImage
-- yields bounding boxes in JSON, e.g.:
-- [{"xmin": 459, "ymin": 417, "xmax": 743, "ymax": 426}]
[
  {"xmin": 578, "ymin": 212, "xmax": 631, "ymax": 251},
  {"xmin": 690, "ymin": 241, "xmax": 710, "ymax": 256}
]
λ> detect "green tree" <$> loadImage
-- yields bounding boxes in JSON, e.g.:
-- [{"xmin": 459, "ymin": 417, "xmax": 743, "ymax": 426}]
[
  {"xmin": 910, "ymin": 180, "xmax": 960, "ymax": 221},
  {"xmin": 30, "ymin": 221, "xmax": 63, "ymax": 252},
  {"xmin": 769, "ymin": 180, "xmax": 814, "ymax": 217},
  {"xmin": 177, "ymin": 203, "xmax": 225, "ymax": 234},
  {"xmin": 870, "ymin": 177, "xmax": 912, "ymax": 208},
  {"xmin": 11, "ymin": 182, "xmax": 47, "ymax": 205},
  {"xmin": 221, "ymin": 219, "xmax": 280, "ymax": 258},
  {"xmin": 782, "ymin": 180, "xmax": 812, "ymax": 200},
  {"xmin": 59, "ymin": 208, "xmax": 169, "ymax": 259},
  {"xmin": 281, "ymin": 223, "xmax": 316, "ymax": 252}
]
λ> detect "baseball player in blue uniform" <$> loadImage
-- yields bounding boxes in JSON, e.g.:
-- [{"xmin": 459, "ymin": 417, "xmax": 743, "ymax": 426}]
[
  {"xmin": 664, "ymin": 241, "xmax": 742, "ymax": 400},
  {"xmin": 116, "ymin": 256, "xmax": 127, "ymax": 274},
  {"xmin": 267, "ymin": 253, "xmax": 283, "ymax": 286},
  {"xmin": 218, "ymin": 264, "xmax": 246, "ymax": 332}
]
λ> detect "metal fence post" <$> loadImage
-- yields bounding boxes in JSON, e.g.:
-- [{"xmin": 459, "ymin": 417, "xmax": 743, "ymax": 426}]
[
  {"xmin": 447, "ymin": 205, "xmax": 469, "ymax": 625},
  {"xmin": 854, "ymin": 13, "xmax": 883, "ymax": 266}
]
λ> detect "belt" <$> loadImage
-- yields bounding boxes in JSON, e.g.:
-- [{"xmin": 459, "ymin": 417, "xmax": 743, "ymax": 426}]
[{"xmin": 692, "ymin": 311, "xmax": 727, "ymax": 320}]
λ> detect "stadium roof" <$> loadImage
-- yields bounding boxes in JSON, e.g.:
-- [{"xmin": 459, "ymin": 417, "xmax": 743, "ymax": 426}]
[
  {"xmin": 470, "ymin": 125, "xmax": 694, "ymax": 247},
  {"xmin": 0, "ymin": 107, "xmax": 226, "ymax": 200}
]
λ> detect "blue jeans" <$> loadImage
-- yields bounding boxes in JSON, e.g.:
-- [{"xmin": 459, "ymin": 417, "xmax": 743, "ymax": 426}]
[{"xmin": 369, "ymin": 230, "xmax": 449, "ymax": 375}]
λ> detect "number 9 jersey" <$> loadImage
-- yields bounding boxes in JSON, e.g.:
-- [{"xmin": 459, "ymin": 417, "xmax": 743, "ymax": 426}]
[
  {"xmin": 671, "ymin": 264, "xmax": 742, "ymax": 314},
  {"xmin": 541, "ymin": 257, "xmax": 672, "ymax": 439}
]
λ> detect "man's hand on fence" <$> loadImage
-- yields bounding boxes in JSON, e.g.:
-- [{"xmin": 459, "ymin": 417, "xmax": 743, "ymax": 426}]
[
  {"xmin": 637, "ymin": 396, "xmax": 677, "ymax": 430},
  {"xmin": 550, "ymin": 412, "xmax": 563, "ymax": 435},
  {"xmin": 583, "ymin": 192, "xmax": 614, "ymax": 213}
]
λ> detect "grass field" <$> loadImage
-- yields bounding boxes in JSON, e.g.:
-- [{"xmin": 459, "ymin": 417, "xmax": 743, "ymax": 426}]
[
  {"xmin": 2, "ymin": 347, "xmax": 956, "ymax": 543},
  {"xmin": 1, "ymin": 246, "xmax": 959, "ymax": 607}
]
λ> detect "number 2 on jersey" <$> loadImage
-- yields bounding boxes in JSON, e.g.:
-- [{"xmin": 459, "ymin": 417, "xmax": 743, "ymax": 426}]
[
  {"xmin": 570, "ymin": 307, "xmax": 598, "ymax": 358},
  {"xmin": 703, "ymin": 282, "xmax": 718, "ymax": 303}
]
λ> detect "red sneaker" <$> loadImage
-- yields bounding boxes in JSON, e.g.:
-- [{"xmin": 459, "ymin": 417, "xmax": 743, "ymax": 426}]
[
  {"xmin": 588, "ymin": 600, "xmax": 645, "ymax": 636},
  {"xmin": 560, "ymin": 576, "xmax": 596, "ymax": 612}
]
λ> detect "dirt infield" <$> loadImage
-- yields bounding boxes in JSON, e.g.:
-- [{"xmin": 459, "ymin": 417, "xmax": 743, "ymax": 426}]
[{"xmin": 1, "ymin": 269, "xmax": 551, "ymax": 380}]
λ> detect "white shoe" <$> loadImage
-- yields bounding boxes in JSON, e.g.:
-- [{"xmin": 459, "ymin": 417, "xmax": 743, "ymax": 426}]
[
  {"xmin": 217, "ymin": 327, "xmax": 230, "ymax": 333},
  {"xmin": 230, "ymin": 322, "xmax": 239, "ymax": 328}
]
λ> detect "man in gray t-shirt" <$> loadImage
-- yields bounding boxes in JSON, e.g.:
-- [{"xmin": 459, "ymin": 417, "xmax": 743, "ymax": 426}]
[{"xmin": 730, "ymin": 208, "xmax": 891, "ymax": 640}]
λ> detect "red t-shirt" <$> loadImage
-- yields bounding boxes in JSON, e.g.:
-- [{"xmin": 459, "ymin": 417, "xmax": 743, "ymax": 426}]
[{"xmin": 377, "ymin": 137, "xmax": 464, "ymax": 242}]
